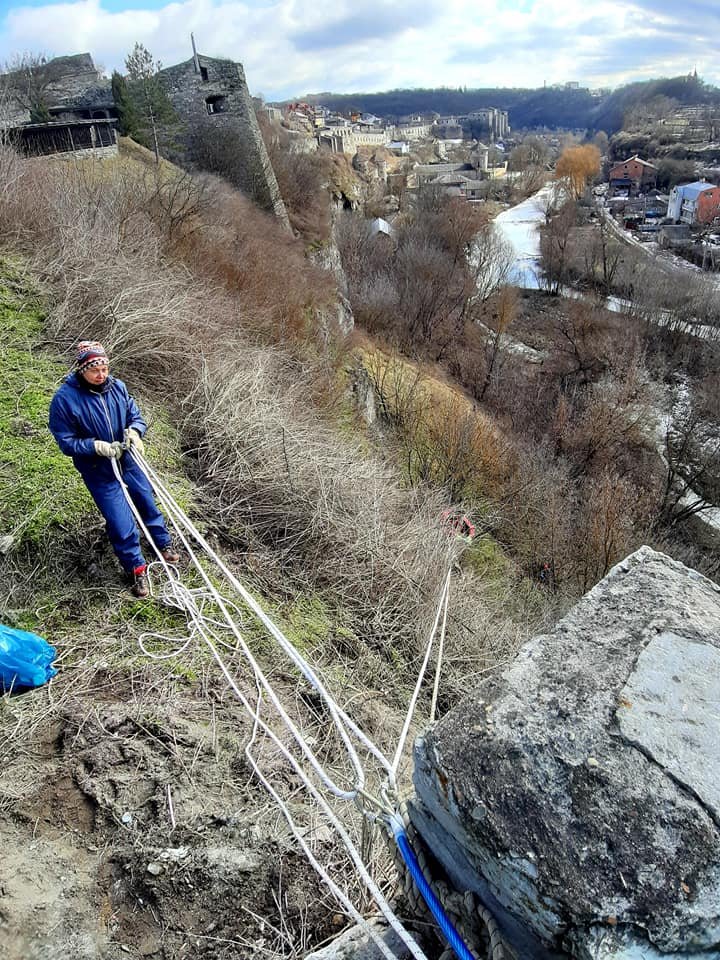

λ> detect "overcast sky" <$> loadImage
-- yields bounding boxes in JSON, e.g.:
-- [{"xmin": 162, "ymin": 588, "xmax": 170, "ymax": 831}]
[{"xmin": 0, "ymin": 0, "xmax": 717, "ymax": 100}]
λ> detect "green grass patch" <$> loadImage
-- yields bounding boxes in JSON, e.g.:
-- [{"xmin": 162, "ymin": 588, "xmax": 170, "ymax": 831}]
[
  {"xmin": 281, "ymin": 595, "xmax": 334, "ymax": 653},
  {"xmin": 462, "ymin": 535, "xmax": 514, "ymax": 580},
  {"xmin": 0, "ymin": 260, "xmax": 93, "ymax": 546},
  {"xmin": 0, "ymin": 257, "xmax": 195, "ymax": 552}
]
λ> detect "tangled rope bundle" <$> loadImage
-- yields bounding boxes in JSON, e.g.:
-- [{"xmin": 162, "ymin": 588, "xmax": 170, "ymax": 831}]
[{"xmin": 112, "ymin": 450, "xmax": 506, "ymax": 960}]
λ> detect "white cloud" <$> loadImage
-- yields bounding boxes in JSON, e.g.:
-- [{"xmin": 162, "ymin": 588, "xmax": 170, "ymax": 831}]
[{"xmin": 0, "ymin": 0, "xmax": 718, "ymax": 98}]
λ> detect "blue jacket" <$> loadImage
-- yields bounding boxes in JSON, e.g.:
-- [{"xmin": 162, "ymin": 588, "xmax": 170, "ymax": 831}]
[{"xmin": 49, "ymin": 373, "xmax": 147, "ymax": 481}]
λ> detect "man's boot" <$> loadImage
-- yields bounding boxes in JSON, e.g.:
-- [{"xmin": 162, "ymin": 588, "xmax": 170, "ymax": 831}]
[{"xmin": 132, "ymin": 565, "xmax": 150, "ymax": 599}]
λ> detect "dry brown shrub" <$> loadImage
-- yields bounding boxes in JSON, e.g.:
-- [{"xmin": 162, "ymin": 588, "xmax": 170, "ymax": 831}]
[
  {"xmin": 0, "ymin": 148, "xmax": 535, "ymax": 670},
  {"xmin": 170, "ymin": 175, "xmax": 336, "ymax": 345},
  {"xmin": 359, "ymin": 348, "xmax": 517, "ymax": 502},
  {"xmin": 258, "ymin": 114, "xmax": 333, "ymax": 245}
]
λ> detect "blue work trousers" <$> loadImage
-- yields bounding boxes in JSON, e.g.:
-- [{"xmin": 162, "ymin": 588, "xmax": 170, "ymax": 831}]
[{"xmin": 83, "ymin": 457, "xmax": 171, "ymax": 572}]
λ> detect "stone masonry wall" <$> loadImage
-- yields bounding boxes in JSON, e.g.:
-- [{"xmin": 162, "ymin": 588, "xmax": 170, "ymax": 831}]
[
  {"xmin": 48, "ymin": 144, "xmax": 118, "ymax": 162},
  {"xmin": 0, "ymin": 53, "xmax": 102, "ymax": 127},
  {"xmin": 43, "ymin": 54, "xmax": 102, "ymax": 106},
  {"xmin": 157, "ymin": 56, "xmax": 290, "ymax": 228}
]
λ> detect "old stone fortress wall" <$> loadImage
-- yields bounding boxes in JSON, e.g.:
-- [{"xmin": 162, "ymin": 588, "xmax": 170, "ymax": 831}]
[{"xmin": 0, "ymin": 50, "xmax": 288, "ymax": 225}]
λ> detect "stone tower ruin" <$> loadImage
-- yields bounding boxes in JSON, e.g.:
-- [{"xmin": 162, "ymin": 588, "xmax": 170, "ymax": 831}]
[{"xmin": 156, "ymin": 53, "xmax": 290, "ymax": 228}]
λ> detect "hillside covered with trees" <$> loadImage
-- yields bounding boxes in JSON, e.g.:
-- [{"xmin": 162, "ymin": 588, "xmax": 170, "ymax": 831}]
[{"xmin": 292, "ymin": 73, "xmax": 720, "ymax": 134}]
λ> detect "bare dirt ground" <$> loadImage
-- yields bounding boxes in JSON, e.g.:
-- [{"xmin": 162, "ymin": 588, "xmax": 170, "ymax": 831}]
[{"xmin": 0, "ymin": 681, "xmax": 359, "ymax": 959}]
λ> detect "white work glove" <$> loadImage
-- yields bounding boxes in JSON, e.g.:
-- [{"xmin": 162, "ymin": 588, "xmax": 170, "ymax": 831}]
[
  {"xmin": 94, "ymin": 440, "xmax": 123, "ymax": 459},
  {"xmin": 124, "ymin": 428, "xmax": 145, "ymax": 455}
]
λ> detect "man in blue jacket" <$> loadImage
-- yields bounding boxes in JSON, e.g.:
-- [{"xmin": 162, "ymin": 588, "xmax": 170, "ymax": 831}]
[{"xmin": 49, "ymin": 341, "xmax": 179, "ymax": 598}]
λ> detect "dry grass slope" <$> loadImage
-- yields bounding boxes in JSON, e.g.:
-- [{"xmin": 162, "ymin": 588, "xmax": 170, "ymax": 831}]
[{"xmin": 0, "ymin": 144, "xmax": 554, "ymax": 959}]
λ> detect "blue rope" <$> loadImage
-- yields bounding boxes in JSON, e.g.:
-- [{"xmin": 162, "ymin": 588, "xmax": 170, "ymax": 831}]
[{"xmin": 390, "ymin": 815, "xmax": 477, "ymax": 960}]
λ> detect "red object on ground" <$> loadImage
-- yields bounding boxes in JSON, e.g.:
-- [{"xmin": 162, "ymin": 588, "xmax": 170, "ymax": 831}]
[{"xmin": 440, "ymin": 510, "xmax": 476, "ymax": 541}]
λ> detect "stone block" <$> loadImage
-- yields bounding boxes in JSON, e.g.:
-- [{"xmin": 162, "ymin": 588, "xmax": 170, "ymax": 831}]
[{"xmin": 411, "ymin": 547, "xmax": 720, "ymax": 959}]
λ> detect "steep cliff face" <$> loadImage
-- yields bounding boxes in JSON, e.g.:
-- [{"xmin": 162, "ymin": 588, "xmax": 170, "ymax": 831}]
[
  {"xmin": 309, "ymin": 217, "xmax": 354, "ymax": 337},
  {"xmin": 411, "ymin": 547, "xmax": 720, "ymax": 960}
]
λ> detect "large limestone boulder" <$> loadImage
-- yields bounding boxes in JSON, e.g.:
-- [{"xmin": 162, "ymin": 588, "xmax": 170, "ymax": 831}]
[{"xmin": 411, "ymin": 547, "xmax": 720, "ymax": 959}]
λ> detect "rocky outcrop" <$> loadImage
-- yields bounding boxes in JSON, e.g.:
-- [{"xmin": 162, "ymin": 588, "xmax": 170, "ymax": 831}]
[
  {"xmin": 309, "ymin": 223, "xmax": 354, "ymax": 337},
  {"xmin": 411, "ymin": 547, "xmax": 720, "ymax": 959}
]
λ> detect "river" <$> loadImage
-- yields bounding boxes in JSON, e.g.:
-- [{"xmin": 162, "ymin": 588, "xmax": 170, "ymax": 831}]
[
  {"xmin": 494, "ymin": 189, "xmax": 720, "ymax": 335},
  {"xmin": 493, "ymin": 187, "xmax": 552, "ymax": 289}
]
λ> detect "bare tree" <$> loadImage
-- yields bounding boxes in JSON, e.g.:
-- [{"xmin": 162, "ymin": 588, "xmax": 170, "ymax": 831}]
[
  {"xmin": 657, "ymin": 408, "xmax": 720, "ymax": 529},
  {"xmin": 573, "ymin": 215, "xmax": 624, "ymax": 297},
  {"xmin": 477, "ymin": 285, "xmax": 517, "ymax": 401},
  {"xmin": 539, "ymin": 200, "xmax": 578, "ymax": 294},
  {"xmin": 1, "ymin": 52, "xmax": 63, "ymax": 123},
  {"xmin": 468, "ymin": 223, "xmax": 513, "ymax": 304}
]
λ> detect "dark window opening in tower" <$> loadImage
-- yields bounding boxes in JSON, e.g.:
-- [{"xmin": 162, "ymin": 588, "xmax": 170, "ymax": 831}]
[{"xmin": 205, "ymin": 95, "xmax": 227, "ymax": 115}]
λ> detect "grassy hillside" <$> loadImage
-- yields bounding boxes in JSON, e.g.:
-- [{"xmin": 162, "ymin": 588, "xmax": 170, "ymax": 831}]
[
  {"xmin": 0, "ymin": 144, "xmax": 553, "ymax": 959},
  {"xmin": 0, "ymin": 260, "xmax": 90, "ymax": 549}
]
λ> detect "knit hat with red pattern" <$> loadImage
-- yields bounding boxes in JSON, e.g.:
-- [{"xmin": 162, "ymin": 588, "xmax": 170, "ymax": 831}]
[{"xmin": 75, "ymin": 340, "xmax": 109, "ymax": 373}]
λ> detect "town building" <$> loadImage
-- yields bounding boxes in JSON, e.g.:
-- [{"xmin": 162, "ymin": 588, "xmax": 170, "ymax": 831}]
[
  {"xmin": 0, "ymin": 53, "xmax": 119, "ymax": 159},
  {"xmin": 667, "ymin": 181, "xmax": 720, "ymax": 225},
  {"xmin": 414, "ymin": 162, "xmax": 473, "ymax": 185},
  {"xmin": 393, "ymin": 122, "xmax": 432, "ymax": 140},
  {"xmin": 369, "ymin": 217, "xmax": 396, "ymax": 243},
  {"xmin": 470, "ymin": 142, "xmax": 490, "ymax": 173},
  {"xmin": 318, "ymin": 125, "xmax": 390, "ymax": 154},
  {"xmin": 260, "ymin": 104, "xmax": 283, "ymax": 123},
  {"xmin": 462, "ymin": 108, "xmax": 509, "ymax": 140},
  {"xmin": 608, "ymin": 156, "xmax": 657, "ymax": 196},
  {"xmin": 658, "ymin": 223, "xmax": 691, "ymax": 248},
  {"xmin": 426, "ymin": 173, "xmax": 487, "ymax": 201}
]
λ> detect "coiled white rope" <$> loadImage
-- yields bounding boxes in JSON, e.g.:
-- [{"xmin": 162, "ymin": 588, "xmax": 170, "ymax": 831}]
[
  {"xmin": 245, "ymin": 690, "xmax": 406, "ymax": 960},
  {"xmin": 111, "ymin": 449, "xmax": 454, "ymax": 958}
]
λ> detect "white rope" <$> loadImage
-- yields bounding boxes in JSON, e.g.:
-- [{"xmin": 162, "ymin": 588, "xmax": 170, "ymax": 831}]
[
  {"xmin": 161, "ymin": 583, "xmax": 425, "ymax": 958},
  {"xmin": 429, "ymin": 578, "xmax": 451, "ymax": 722},
  {"xmin": 245, "ymin": 691, "xmax": 416, "ymax": 960},
  {"xmin": 390, "ymin": 569, "xmax": 452, "ymax": 780},
  {"xmin": 136, "ymin": 451, "xmax": 390, "ymax": 796},
  {"xmin": 136, "ymin": 451, "xmax": 452, "ymax": 792},
  {"xmin": 136, "ymin": 445, "xmax": 454, "ymax": 797},
  {"xmin": 110, "ymin": 452, "xmax": 432, "ymax": 959},
  {"xmin": 114, "ymin": 453, "xmax": 367, "ymax": 803}
]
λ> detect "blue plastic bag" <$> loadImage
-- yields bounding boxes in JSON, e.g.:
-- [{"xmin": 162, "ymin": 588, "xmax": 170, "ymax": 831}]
[{"xmin": 0, "ymin": 624, "xmax": 57, "ymax": 691}]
